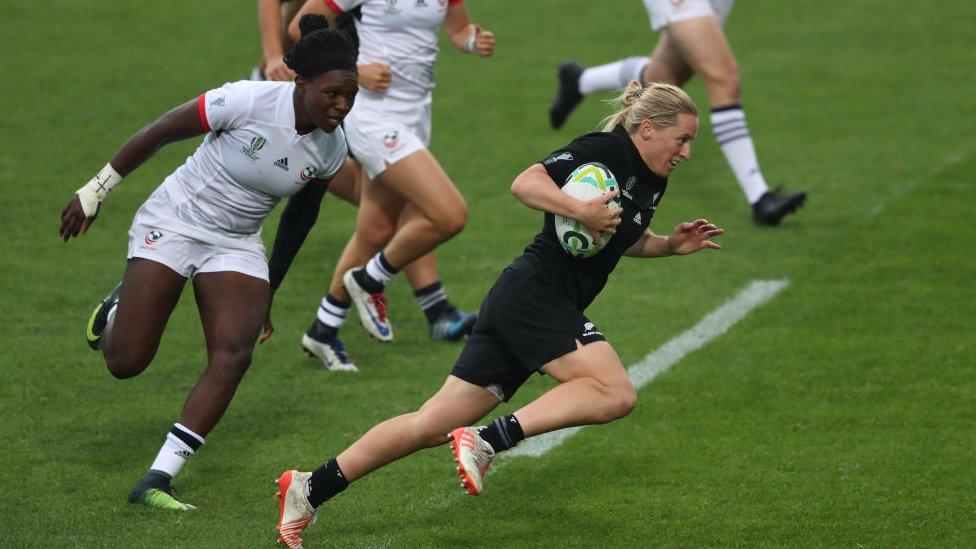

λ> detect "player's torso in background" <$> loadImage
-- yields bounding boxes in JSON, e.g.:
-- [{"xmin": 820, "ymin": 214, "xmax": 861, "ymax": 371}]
[
  {"xmin": 349, "ymin": 0, "xmax": 448, "ymax": 118},
  {"xmin": 163, "ymin": 81, "xmax": 346, "ymax": 239}
]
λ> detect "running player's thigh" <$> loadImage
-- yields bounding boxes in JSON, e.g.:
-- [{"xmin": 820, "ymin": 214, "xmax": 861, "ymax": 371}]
[
  {"xmin": 110, "ymin": 257, "xmax": 187, "ymax": 354},
  {"xmin": 374, "ymin": 149, "xmax": 465, "ymax": 224},
  {"xmin": 417, "ymin": 375, "xmax": 503, "ymax": 433},
  {"xmin": 356, "ymin": 171, "xmax": 406, "ymax": 238},
  {"xmin": 647, "ymin": 31, "xmax": 694, "ymax": 86},
  {"xmin": 192, "ymin": 271, "xmax": 270, "ymax": 354},
  {"xmin": 663, "ymin": 16, "xmax": 738, "ymax": 85},
  {"xmin": 541, "ymin": 341, "xmax": 631, "ymax": 389},
  {"xmin": 326, "ymin": 157, "xmax": 362, "ymax": 206},
  {"xmin": 280, "ymin": 0, "xmax": 307, "ymax": 51}
]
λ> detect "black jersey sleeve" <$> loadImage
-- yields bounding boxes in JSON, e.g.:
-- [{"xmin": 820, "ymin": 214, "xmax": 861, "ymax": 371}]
[{"xmin": 539, "ymin": 132, "xmax": 620, "ymax": 187}]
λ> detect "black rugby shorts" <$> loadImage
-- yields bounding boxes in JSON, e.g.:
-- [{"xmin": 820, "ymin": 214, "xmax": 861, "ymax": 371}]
[{"xmin": 451, "ymin": 263, "xmax": 606, "ymax": 401}]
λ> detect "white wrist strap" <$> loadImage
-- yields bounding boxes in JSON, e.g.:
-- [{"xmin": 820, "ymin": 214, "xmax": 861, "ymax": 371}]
[
  {"xmin": 464, "ymin": 32, "xmax": 477, "ymax": 54},
  {"xmin": 76, "ymin": 163, "xmax": 123, "ymax": 217}
]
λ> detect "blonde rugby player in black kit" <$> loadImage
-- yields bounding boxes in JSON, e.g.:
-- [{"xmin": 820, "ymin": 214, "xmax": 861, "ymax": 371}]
[{"xmin": 273, "ymin": 81, "xmax": 724, "ymax": 548}]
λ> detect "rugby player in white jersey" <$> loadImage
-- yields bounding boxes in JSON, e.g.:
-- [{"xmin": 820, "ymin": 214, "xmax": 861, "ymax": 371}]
[
  {"xmin": 253, "ymin": 2, "xmax": 480, "ymax": 372},
  {"xmin": 549, "ymin": 0, "xmax": 806, "ymax": 226},
  {"xmin": 59, "ymin": 15, "xmax": 357, "ymax": 512},
  {"xmin": 287, "ymin": 0, "xmax": 494, "ymax": 355}
]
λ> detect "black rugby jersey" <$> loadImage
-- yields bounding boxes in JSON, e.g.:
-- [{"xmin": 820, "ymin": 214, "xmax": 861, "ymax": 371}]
[{"xmin": 516, "ymin": 125, "xmax": 668, "ymax": 310}]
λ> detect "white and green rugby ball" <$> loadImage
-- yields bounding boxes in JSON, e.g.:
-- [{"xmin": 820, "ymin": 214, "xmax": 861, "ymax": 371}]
[{"xmin": 555, "ymin": 162, "xmax": 621, "ymax": 258}]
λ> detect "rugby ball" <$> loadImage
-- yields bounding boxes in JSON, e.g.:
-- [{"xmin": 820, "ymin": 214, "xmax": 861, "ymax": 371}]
[{"xmin": 555, "ymin": 162, "xmax": 621, "ymax": 258}]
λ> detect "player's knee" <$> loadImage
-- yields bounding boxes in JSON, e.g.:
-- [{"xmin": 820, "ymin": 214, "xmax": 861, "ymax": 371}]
[
  {"xmin": 209, "ymin": 345, "xmax": 254, "ymax": 377},
  {"xmin": 595, "ymin": 381, "xmax": 636, "ymax": 422},
  {"xmin": 433, "ymin": 201, "xmax": 467, "ymax": 240},
  {"xmin": 614, "ymin": 385, "xmax": 638, "ymax": 419},
  {"xmin": 105, "ymin": 349, "xmax": 152, "ymax": 379},
  {"xmin": 708, "ymin": 68, "xmax": 741, "ymax": 102}
]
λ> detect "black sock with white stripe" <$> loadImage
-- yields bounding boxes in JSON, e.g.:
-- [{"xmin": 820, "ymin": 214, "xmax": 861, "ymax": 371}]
[
  {"xmin": 477, "ymin": 414, "xmax": 525, "ymax": 453},
  {"xmin": 413, "ymin": 281, "xmax": 451, "ymax": 323},
  {"xmin": 360, "ymin": 252, "xmax": 398, "ymax": 292},
  {"xmin": 307, "ymin": 458, "xmax": 349, "ymax": 508},
  {"xmin": 710, "ymin": 104, "xmax": 769, "ymax": 204},
  {"xmin": 308, "ymin": 294, "xmax": 348, "ymax": 341}
]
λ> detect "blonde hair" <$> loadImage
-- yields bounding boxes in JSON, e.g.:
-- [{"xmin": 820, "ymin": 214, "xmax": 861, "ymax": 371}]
[{"xmin": 601, "ymin": 80, "xmax": 698, "ymax": 133}]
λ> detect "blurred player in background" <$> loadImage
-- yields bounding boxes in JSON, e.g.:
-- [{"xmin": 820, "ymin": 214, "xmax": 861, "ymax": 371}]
[
  {"xmin": 59, "ymin": 17, "xmax": 357, "ymax": 511},
  {"xmin": 549, "ymin": 0, "xmax": 806, "ymax": 226},
  {"xmin": 285, "ymin": 0, "xmax": 494, "ymax": 364},
  {"xmin": 254, "ymin": 1, "xmax": 481, "ymax": 372},
  {"xmin": 273, "ymin": 82, "xmax": 724, "ymax": 548}
]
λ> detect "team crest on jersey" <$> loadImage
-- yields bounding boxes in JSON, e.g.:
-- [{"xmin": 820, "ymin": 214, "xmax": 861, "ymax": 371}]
[
  {"xmin": 251, "ymin": 136, "xmax": 267, "ymax": 150},
  {"xmin": 383, "ymin": 131, "xmax": 400, "ymax": 149},
  {"xmin": 210, "ymin": 95, "xmax": 225, "ymax": 107},
  {"xmin": 624, "ymin": 176, "xmax": 636, "ymax": 191},
  {"xmin": 299, "ymin": 165, "xmax": 316, "ymax": 182}
]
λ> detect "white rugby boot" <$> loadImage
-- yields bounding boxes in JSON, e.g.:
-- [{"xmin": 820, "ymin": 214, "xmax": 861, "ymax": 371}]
[
  {"xmin": 342, "ymin": 268, "xmax": 393, "ymax": 342},
  {"xmin": 275, "ymin": 470, "xmax": 316, "ymax": 549},
  {"xmin": 449, "ymin": 427, "xmax": 495, "ymax": 496},
  {"xmin": 301, "ymin": 333, "xmax": 358, "ymax": 372}
]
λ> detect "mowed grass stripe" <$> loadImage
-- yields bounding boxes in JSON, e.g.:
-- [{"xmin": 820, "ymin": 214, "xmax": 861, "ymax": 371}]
[{"xmin": 505, "ymin": 278, "xmax": 789, "ymax": 459}]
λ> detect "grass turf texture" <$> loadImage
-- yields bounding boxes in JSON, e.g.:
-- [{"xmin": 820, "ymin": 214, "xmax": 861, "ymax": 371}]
[{"xmin": 1, "ymin": 0, "xmax": 974, "ymax": 545}]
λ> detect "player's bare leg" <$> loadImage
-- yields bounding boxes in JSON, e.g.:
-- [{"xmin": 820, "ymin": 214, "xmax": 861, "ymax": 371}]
[
  {"xmin": 276, "ymin": 376, "xmax": 498, "ymax": 545},
  {"xmin": 666, "ymin": 16, "xmax": 806, "ymax": 223},
  {"xmin": 129, "ymin": 270, "xmax": 268, "ymax": 511},
  {"xmin": 451, "ymin": 341, "xmax": 635, "ymax": 495},
  {"xmin": 98, "ymin": 258, "xmax": 186, "ymax": 379}
]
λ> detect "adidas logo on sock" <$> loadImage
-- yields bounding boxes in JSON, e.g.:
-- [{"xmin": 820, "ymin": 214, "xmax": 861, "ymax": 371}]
[{"xmin": 274, "ymin": 157, "xmax": 289, "ymax": 171}]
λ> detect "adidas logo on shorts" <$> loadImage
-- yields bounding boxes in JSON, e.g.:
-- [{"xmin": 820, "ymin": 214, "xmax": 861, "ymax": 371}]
[{"xmin": 274, "ymin": 157, "xmax": 289, "ymax": 171}]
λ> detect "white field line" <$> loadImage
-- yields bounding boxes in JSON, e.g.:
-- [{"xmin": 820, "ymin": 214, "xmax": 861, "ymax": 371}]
[{"xmin": 503, "ymin": 278, "xmax": 790, "ymax": 460}]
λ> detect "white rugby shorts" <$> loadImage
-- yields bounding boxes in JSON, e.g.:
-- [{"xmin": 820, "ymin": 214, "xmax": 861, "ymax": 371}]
[
  {"xmin": 126, "ymin": 188, "xmax": 269, "ymax": 281},
  {"xmin": 344, "ymin": 97, "xmax": 432, "ymax": 180},
  {"xmin": 644, "ymin": 0, "xmax": 735, "ymax": 31}
]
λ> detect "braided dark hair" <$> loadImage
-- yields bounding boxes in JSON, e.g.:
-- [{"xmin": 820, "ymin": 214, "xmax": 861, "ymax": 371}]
[{"xmin": 284, "ymin": 14, "xmax": 357, "ymax": 80}]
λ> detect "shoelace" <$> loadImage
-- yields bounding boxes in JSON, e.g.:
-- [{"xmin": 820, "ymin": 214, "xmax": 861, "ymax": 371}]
[{"xmin": 367, "ymin": 293, "xmax": 388, "ymax": 322}]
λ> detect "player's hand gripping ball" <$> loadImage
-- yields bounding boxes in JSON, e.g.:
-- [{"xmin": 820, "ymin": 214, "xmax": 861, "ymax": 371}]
[{"xmin": 555, "ymin": 162, "xmax": 621, "ymax": 258}]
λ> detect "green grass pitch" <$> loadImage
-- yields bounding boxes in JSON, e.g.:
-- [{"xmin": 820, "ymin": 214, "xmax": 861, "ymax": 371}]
[{"xmin": 1, "ymin": 0, "xmax": 974, "ymax": 546}]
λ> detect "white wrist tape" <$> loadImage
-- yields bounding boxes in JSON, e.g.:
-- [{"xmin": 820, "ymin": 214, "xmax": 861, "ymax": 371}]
[
  {"xmin": 76, "ymin": 163, "xmax": 123, "ymax": 217},
  {"xmin": 464, "ymin": 33, "xmax": 477, "ymax": 54}
]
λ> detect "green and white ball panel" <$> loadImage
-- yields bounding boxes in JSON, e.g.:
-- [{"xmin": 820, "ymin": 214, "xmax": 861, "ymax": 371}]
[{"xmin": 554, "ymin": 162, "xmax": 620, "ymax": 258}]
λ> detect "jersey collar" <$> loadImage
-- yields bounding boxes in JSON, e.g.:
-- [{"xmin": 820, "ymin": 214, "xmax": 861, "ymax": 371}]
[{"xmin": 611, "ymin": 125, "xmax": 666, "ymax": 210}]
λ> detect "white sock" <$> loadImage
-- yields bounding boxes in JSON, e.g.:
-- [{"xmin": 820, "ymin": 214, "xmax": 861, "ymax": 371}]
[
  {"xmin": 364, "ymin": 252, "xmax": 397, "ymax": 287},
  {"xmin": 579, "ymin": 57, "xmax": 648, "ymax": 95},
  {"xmin": 149, "ymin": 423, "xmax": 205, "ymax": 478},
  {"xmin": 710, "ymin": 106, "xmax": 769, "ymax": 204},
  {"xmin": 316, "ymin": 294, "xmax": 348, "ymax": 329}
]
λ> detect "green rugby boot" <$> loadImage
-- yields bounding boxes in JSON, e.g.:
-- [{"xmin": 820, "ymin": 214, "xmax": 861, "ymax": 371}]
[
  {"xmin": 128, "ymin": 470, "xmax": 196, "ymax": 512},
  {"xmin": 86, "ymin": 282, "xmax": 121, "ymax": 350}
]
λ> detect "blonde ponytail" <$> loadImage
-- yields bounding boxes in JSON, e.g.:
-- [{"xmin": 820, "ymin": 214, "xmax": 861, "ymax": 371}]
[{"xmin": 600, "ymin": 81, "xmax": 698, "ymax": 133}]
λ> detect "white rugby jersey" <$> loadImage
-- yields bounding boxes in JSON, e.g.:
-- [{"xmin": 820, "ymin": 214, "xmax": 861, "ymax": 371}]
[
  {"xmin": 325, "ymin": 0, "xmax": 462, "ymax": 112},
  {"xmin": 160, "ymin": 80, "xmax": 346, "ymax": 238}
]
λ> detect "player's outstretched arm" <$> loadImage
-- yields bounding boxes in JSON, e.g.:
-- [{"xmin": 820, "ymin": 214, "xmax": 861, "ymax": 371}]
[
  {"xmin": 444, "ymin": 2, "xmax": 494, "ymax": 57},
  {"xmin": 59, "ymin": 99, "xmax": 210, "ymax": 242},
  {"xmin": 625, "ymin": 220, "xmax": 724, "ymax": 258},
  {"xmin": 511, "ymin": 163, "xmax": 622, "ymax": 244}
]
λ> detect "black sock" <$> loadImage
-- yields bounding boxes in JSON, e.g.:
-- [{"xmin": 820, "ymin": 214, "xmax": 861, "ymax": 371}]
[
  {"xmin": 307, "ymin": 319, "xmax": 338, "ymax": 342},
  {"xmin": 353, "ymin": 268, "xmax": 384, "ymax": 294},
  {"xmin": 413, "ymin": 281, "xmax": 451, "ymax": 323},
  {"xmin": 477, "ymin": 414, "xmax": 525, "ymax": 453},
  {"xmin": 307, "ymin": 458, "xmax": 349, "ymax": 508}
]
